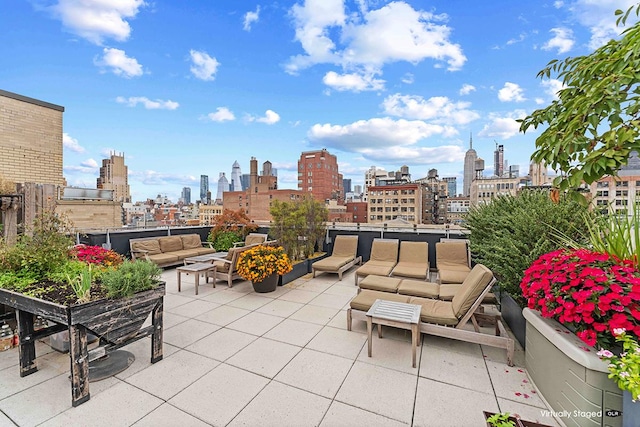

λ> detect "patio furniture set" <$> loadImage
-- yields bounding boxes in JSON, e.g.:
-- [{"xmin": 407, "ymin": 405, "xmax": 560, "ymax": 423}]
[{"xmin": 312, "ymin": 236, "xmax": 515, "ymax": 367}]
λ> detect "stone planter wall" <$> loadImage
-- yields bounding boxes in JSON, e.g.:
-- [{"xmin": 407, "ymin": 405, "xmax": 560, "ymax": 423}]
[{"xmin": 523, "ymin": 308, "xmax": 622, "ymax": 427}]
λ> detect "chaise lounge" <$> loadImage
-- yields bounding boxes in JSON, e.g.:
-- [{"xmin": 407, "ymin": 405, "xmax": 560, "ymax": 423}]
[
  {"xmin": 348, "ymin": 263, "xmax": 514, "ymax": 366},
  {"xmin": 354, "ymin": 238, "xmax": 399, "ymax": 286},
  {"xmin": 435, "ymin": 240, "xmax": 471, "ymax": 284},
  {"xmin": 391, "ymin": 241, "xmax": 430, "ymax": 280},
  {"xmin": 311, "ymin": 235, "xmax": 362, "ymax": 281}
]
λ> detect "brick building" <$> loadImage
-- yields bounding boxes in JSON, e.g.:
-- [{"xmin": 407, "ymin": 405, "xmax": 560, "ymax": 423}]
[
  {"xmin": 367, "ymin": 183, "xmax": 423, "ymax": 224},
  {"xmin": 298, "ymin": 149, "xmax": 343, "ymax": 203},
  {"xmin": 97, "ymin": 152, "xmax": 130, "ymax": 203},
  {"xmin": 0, "ymin": 89, "xmax": 65, "ymax": 186},
  {"xmin": 346, "ymin": 201, "xmax": 368, "ymax": 223},
  {"xmin": 224, "ymin": 157, "xmax": 305, "ymax": 221}
]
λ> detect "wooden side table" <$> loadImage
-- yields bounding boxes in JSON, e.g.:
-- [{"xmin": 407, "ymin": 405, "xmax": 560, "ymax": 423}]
[
  {"xmin": 366, "ymin": 299, "xmax": 422, "ymax": 368},
  {"xmin": 176, "ymin": 263, "xmax": 217, "ymax": 295}
]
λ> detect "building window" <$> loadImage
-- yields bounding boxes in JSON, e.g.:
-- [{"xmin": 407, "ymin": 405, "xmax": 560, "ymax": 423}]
[
  {"xmin": 597, "ymin": 181, "xmax": 610, "ymax": 188},
  {"xmin": 616, "ymin": 190, "xmax": 628, "ymax": 197},
  {"xmin": 616, "ymin": 181, "xmax": 629, "ymax": 187}
]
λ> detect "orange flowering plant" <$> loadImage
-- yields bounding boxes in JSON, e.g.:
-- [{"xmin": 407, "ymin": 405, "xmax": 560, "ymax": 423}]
[{"xmin": 236, "ymin": 245, "xmax": 293, "ymax": 283}]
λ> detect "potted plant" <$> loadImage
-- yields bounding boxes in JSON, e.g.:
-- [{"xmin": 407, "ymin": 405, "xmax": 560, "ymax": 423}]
[
  {"xmin": 269, "ymin": 197, "xmax": 328, "ymax": 283},
  {"xmin": 483, "ymin": 411, "xmax": 552, "ymax": 427},
  {"xmin": 207, "ymin": 208, "xmax": 258, "ymax": 251},
  {"xmin": 597, "ymin": 329, "xmax": 640, "ymax": 424},
  {"xmin": 465, "ymin": 190, "xmax": 592, "ymax": 348},
  {"xmin": 0, "ymin": 211, "xmax": 165, "ymax": 406},
  {"xmin": 236, "ymin": 245, "xmax": 292, "ymax": 293}
]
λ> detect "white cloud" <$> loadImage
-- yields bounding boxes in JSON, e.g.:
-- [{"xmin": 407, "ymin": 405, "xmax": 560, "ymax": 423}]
[
  {"xmin": 540, "ymin": 78, "xmax": 564, "ymax": 100},
  {"xmin": 570, "ymin": 0, "xmax": 638, "ymax": 49},
  {"xmin": 63, "ymin": 133, "xmax": 84, "ymax": 153},
  {"xmin": 322, "ymin": 71, "xmax": 385, "ymax": 92},
  {"xmin": 542, "ymin": 27, "xmax": 575, "ymax": 54},
  {"xmin": 554, "ymin": 1, "xmax": 564, "ymax": 8},
  {"xmin": 189, "ymin": 49, "xmax": 220, "ymax": 81},
  {"xmin": 129, "ymin": 170, "xmax": 199, "ymax": 186},
  {"xmin": 116, "ymin": 96, "xmax": 179, "ymax": 110},
  {"xmin": 94, "ymin": 48, "xmax": 143, "ymax": 78},
  {"xmin": 286, "ymin": 1, "xmax": 465, "ymax": 74},
  {"xmin": 359, "ymin": 145, "xmax": 465, "ymax": 164},
  {"xmin": 506, "ymin": 33, "xmax": 526, "ymax": 45},
  {"xmin": 401, "ymin": 73, "xmax": 414, "ymax": 84},
  {"xmin": 382, "ymin": 94, "xmax": 479, "ymax": 125},
  {"xmin": 308, "ymin": 117, "xmax": 457, "ymax": 151},
  {"xmin": 535, "ymin": 97, "xmax": 546, "ymax": 105},
  {"xmin": 478, "ymin": 110, "xmax": 527, "ymax": 140},
  {"xmin": 49, "ymin": 0, "xmax": 146, "ymax": 44},
  {"xmin": 243, "ymin": 6, "xmax": 260, "ymax": 31},
  {"xmin": 65, "ymin": 158, "xmax": 99, "ymax": 174},
  {"xmin": 256, "ymin": 110, "xmax": 280, "ymax": 124},
  {"xmin": 498, "ymin": 82, "xmax": 526, "ymax": 102},
  {"xmin": 207, "ymin": 107, "xmax": 236, "ymax": 122},
  {"xmin": 459, "ymin": 84, "xmax": 476, "ymax": 95}
]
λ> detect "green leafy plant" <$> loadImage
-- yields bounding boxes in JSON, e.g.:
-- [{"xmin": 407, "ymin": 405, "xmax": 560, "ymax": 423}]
[
  {"xmin": 465, "ymin": 190, "xmax": 591, "ymax": 306},
  {"xmin": 270, "ymin": 197, "xmax": 328, "ymax": 261},
  {"xmin": 210, "ymin": 230, "xmax": 243, "ymax": 251},
  {"xmin": 66, "ymin": 263, "xmax": 93, "ymax": 303},
  {"xmin": 597, "ymin": 329, "xmax": 640, "ymax": 401},
  {"xmin": 486, "ymin": 412, "xmax": 516, "ymax": 427},
  {"xmin": 207, "ymin": 209, "xmax": 257, "ymax": 247},
  {"xmin": 519, "ymin": 4, "xmax": 640, "ymax": 197},
  {"xmin": 100, "ymin": 260, "xmax": 162, "ymax": 298}
]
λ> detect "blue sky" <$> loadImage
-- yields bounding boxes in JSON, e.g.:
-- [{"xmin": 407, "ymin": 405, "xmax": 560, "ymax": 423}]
[{"xmin": 2, "ymin": 0, "xmax": 637, "ymax": 202}]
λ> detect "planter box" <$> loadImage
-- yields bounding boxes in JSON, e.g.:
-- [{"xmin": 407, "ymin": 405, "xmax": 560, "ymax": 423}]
[
  {"xmin": 279, "ymin": 260, "xmax": 308, "ymax": 285},
  {"xmin": 0, "ymin": 284, "xmax": 165, "ymax": 407},
  {"xmin": 483, "ymin": 411, "xmax": 553, "ymax": 427},
  {"xmin": 306, "ymin": 252, "xmax": 329, "ymax": 273},
  {"xmin": 523, "ymin": 308, "xmax": 623, "ymax": 427},
  {"xmin": 500, "ymin": 293, "xmax": 526, "ymax": 350}
]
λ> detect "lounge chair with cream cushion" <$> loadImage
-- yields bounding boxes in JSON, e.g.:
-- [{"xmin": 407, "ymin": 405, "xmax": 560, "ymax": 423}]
[
  {"xmin": 311, "ymin": 235, "xmax": 362, "ymax": 281},
  {"xmin": 354, "ymin": 238, "xmax": 399, "ymax": 286},
  {"xmin": 391, "ymin": 241, "xmax": 429, "ymax": 280}
]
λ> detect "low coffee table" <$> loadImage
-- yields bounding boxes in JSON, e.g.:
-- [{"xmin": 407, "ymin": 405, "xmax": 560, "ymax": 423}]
[
  {"xmin": 183, "ymin": 252, "xmax": 228, "ymax": 265},
  {"xmin": 366, "ymin": 299, "xmax": 422, "ymax": 368},
  {"xmin": 176, "ymin": 262, "xmax": 217, "ymax": 295}
]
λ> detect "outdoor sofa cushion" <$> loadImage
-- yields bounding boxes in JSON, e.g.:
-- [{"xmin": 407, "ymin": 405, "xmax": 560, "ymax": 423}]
[
  {"xmin": 131, "ymin": 239, "xmax": 162, "ymax": 255},
  {"xmin": 158, "ymin": 236, "xmax": 183, "ymax": 253}
]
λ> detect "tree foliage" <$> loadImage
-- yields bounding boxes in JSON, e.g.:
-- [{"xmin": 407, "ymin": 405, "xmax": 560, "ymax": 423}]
[
  {"xmin": 519, "ymin": 4, "xmax": 640, "ymax": 194},
  {"xmin": 269, "ymin": 197, "xmax": 328, "ymax": 261},
  {"xmin": 465, "ymin": 190, "xmax": 592, "ymax": 306},
  {"xmin": 207, "ymin": 208, "xmax": 257, "ymax": 245}
]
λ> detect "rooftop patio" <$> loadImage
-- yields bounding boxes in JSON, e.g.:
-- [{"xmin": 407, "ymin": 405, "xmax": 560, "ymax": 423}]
[{"xmin": 0, "ymin": 267, "xmax": 561, "ymax": 427}]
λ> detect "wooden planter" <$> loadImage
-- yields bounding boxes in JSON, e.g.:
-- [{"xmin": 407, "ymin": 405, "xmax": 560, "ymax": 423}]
[{"xmin": 0, "ymin": 283, "xmax": 165, "ymax": 407}]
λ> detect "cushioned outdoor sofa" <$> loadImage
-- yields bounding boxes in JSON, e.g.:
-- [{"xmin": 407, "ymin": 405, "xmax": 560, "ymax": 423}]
[{"xmin": 129, "ymin": 234, "xmax": 216, "ymax": 268}]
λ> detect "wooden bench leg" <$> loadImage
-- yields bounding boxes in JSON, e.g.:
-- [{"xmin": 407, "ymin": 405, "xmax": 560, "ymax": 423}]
[
  {"xmin": 367, "ymin": 316, "xmax": 373, "ymax": 357},
  {"xmin": 16, "ymin": 310, "xmax": 37, "ymax": 377},
  {"xmin": 69, "ymin": 325, "xmax": 90, "ymax": 407},
  {"xmin": 151, "ymin": 298, "xmax": 163, "ymax": 364}
]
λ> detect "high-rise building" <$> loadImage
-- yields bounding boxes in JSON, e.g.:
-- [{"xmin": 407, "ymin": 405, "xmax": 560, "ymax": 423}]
[
  {"xmin": 494, "ymin": 143, "xmax": 504, "ymax": 177},
  {"xmin": 216, "ymin": 172, "xmax": 229, "ymax": 203},
  {"xmin": 298, "ymin": 149, "xmax": 343, "ymax": 202},
  {"xmin": 529, "ymin": 162, "xmax": 548, "ymax": 186},
  {"xmin": 181, "ymin": 187, "xmax": 191, "ymax": 204},
  {"xmin": 443, "ymin": 177, "xmax": 457, "ymax": 197},
  {"xmin": 364, "ymin": 165, "xmax": 411, "ymax": 201},
  {"xmin": 97, "ymin": 152, "xmax": 130, "ymax": 203},
  {"xmin": 343, "ymin": 178, "xmax": 352, "ymax": 194},
  {"xmin": 463, "ymin": 134, "xmax": 477, "ymax": 197},
  {"xmin": 240, "ymin": 174, "xmax": 251, "ymax": 191},
  {"xmin": 200, "ymin": 175, "xmax": 209, "ymax": 204},
  {"xmin": 354, "ymin": 185, "xmax": 362, "ymax": 195},
  {"xmin": 231, "ymin": 160, "xmax": 243, "ymax": 191}
]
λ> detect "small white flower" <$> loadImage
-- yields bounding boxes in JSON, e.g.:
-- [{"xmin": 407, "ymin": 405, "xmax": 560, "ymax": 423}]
[
  {"xmin": 597, "ymin": 349, "xmax": 614, "ymax": 358},
  {"xmin": 613, "ymin": 328, "xmax": 626, "ymax": 336},
  {"xmin": 620, "ymin": 371, "xmax": 630, "ymax": 378}
]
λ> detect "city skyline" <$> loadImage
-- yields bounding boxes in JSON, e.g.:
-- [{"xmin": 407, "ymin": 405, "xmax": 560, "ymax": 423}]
[{"xmin": 2, "ymin": 0, "xmax": 637, "ymax": 202}]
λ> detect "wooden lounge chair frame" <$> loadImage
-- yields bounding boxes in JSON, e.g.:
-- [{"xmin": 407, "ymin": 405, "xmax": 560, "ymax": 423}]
[
  {"xmin": 311, "ymin": 235, "xmax": 362, "ymax": 281},
  {"xmin": 347, "ymin": 270, "xmax": 514, "ymax": 366}
]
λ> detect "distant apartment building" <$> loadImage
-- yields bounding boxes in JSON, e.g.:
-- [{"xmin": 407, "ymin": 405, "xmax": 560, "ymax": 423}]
[
  {"xmin": 446, "ymin": 196, "xmax": 471, "ymax": 225},
  {"xmin": 0, "ymin": 89, "xmax": 64, "ymax": 187},
  {"xmin": 343, "ymin": 178, "xmax": 352, "ymax": 194},
  {"xmin": 470, "ymin": 176, "xmax": 521, "ymax": 206},
  {"xmin": 346, "ymin": 201, "xmax": 368, "ymax": 223},
  {"xmin": 199, "ymin": 204, "xmax": 224, "ymax": 225},
  {"xmin": 97, "ymin": 152, "xmax": 130, "ymax": 203},
  {"xmin": 231, "ymin": 160, "xmax": 243, "ymax": 191},
  {"xmin": 589, "ymin": 152, "xmax": 640, "ymax": 215},
  {"xmin": 224, "ymin": 157, "xmax": 305, "ymax": 221},
  {"xmin": 327, "ymin": 200, "xmax": 353, "ymax": 222},
  {"xmin": 494, "ymin": 144, "xmax": 504, "ymax": 177},
  {"xmin": 216, "ymin": 172, "xmax": 229, "ymax": 203},
  {"xmin": 367, "ymin": 183, "xmax": 422, "ymax": 224},
  {"xmin": 298, "ymin": 149, "xmax": 343, "ymax": 203},
  {"xmin": 443, "ymin": 177, "xmax": 457, "ymax": 197},
  {"xmin": 529, "ymin": 162, "xmax": 549, "ymax": 186},
  {"xmin": 364, "ymin": 165, "xmax": 411, "ymax": 201},
  {"xmin": 200, "ymin": 175, "xmax": 209, "ymax": 204},
  {"xmin": 181, "ymin": 187, "xmax": 191, "ymax": 205}
]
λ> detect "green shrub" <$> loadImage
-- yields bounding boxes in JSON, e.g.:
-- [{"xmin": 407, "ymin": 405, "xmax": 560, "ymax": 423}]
[
  {"xmin": 99, "ymin": 260, "xmax": 162, "ymax": 298},
  {"xmin": 465, "ymin": 190, "xmax": 592, "ymax": 306},
  {"xmin": 210, "ymin": 230, "xmax": 242, "ymax": 251},
  {"xmin": 270, "ymin": 197, "xmax": 328, "ymax": 260}
]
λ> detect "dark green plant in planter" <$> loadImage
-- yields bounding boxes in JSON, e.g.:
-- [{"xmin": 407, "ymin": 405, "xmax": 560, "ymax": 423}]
[
  {"xmin": 270, "ymin": 197, "xmax": 328, "ymax": 261},
  {"xmin": 465, "ymin": 190, "xmax": 591, "ymax": 306},
  {"xmin": 100, "ymin": 260, "xmax": 162, "ymax": 298},
  {"xmin": 207, "ymin": 208, "xmax": 257, "ymax": 250},
  {"xmin": 209, "ymin": 230, "xmax": 243, "ymax": 251}
]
